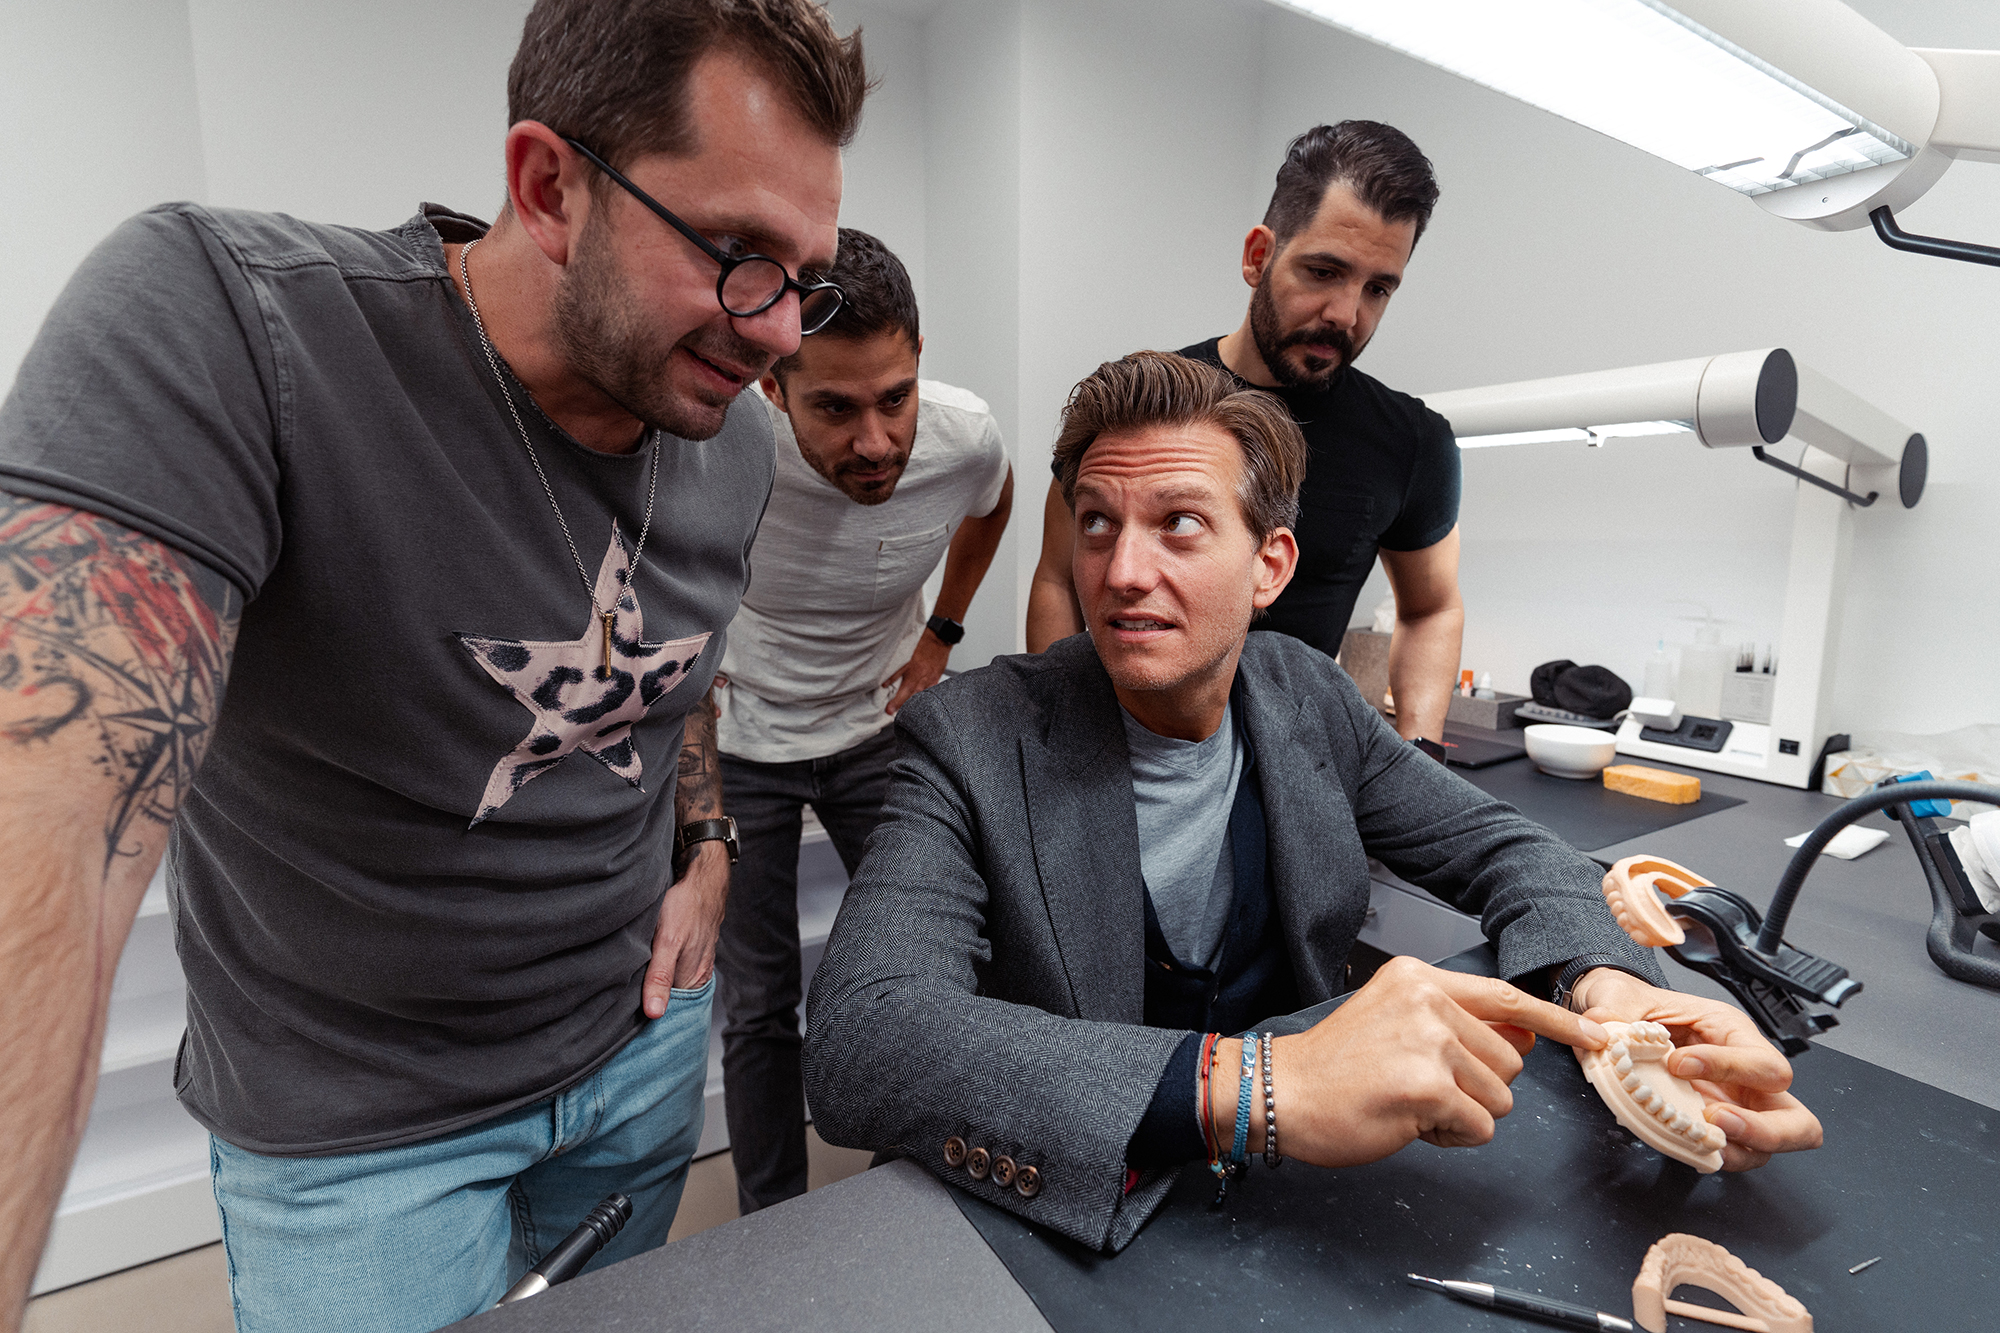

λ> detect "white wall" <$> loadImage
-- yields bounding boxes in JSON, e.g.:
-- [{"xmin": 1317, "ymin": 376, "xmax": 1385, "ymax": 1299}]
[
  {"xmin": 915, "ymin": 0, "xmax": 1024, "ymax": 670},
  {"xmin": 1011, "ymin": 0, "xmax": 1267, "ymax": 650},
  {"xmin": 907, "ymin": 0, "xmax": 1270, "ymax": 664},
  {"xmin": 825, "ymin": 0, "xmax": 930, "ymax": 308},
  {"xmin": 0, "ymin": 0, "xmax": 209, "ymax": 381}
]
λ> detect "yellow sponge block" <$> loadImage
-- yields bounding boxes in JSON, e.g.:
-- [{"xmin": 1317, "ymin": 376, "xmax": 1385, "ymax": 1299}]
[{"xmin": 1604, "ymin": 764, "xmax": 1702, "ymax": 805}]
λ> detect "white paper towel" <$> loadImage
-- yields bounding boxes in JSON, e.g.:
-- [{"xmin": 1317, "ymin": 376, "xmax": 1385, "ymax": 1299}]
[{"xmin": 1784, "ymin": 825, "xmax": 1891, "ymax": 860}]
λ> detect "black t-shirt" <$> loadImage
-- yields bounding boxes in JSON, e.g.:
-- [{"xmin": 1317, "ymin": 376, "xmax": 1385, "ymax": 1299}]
[{"xmin": 1178, "ymin": 338, "xmax": 1460, "ymax": 656}]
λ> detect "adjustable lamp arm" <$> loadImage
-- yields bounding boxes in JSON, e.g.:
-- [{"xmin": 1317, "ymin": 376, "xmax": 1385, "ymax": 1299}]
[{"xmin": 1870, "ymin": 206, "xmax": 2000, "ymax": 268}]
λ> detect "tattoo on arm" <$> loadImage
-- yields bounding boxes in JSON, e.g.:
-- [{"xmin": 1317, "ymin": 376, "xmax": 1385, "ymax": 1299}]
[
  {"xmin": 675, "ymin": 688, "xmax": 723, "ymax": 822},
  {"xmin": 0, "ymin": 495, "xmax": 240, "ymax": 872}
]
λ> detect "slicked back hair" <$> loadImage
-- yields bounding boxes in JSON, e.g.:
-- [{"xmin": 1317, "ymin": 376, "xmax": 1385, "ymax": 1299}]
[
  {"xmin": 1261, "ymin": 120, "xmax": 1440, "ymax": 252},
  {"xmin": 509, "ymin": 0, "xmax": 871, "ymax": 178},
  {"xmin": 1052, "ymin": 352, "xmax": 1307, "ymax": 544},
  {"xmin": 774, "ymin": 228, "xmax": 917, "ymax": 378}
]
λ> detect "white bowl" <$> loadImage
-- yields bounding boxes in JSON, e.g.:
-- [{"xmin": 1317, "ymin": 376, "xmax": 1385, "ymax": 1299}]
[{"xmin": 1523, "ymin": 724, "xmax": 1618, "ymax": 780}]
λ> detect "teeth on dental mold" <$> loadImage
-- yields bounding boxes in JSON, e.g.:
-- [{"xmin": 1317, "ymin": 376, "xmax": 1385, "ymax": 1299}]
[
  {"xmin": 1636, "ymin": 1084, "xmax": 1656, "ymax": 1107},
  {"xmin": 1615, "ymin": 1054, "xmax": 1633, "ymax": 1076},
  {"xmin": 1622, "ymin": 1072, "xmax": 1641, "ymax": 1091}
]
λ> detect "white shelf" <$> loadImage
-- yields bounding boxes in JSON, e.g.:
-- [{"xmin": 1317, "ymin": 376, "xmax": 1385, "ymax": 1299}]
[
  {"xmin": 99, "ymin": 988, "xmax": 186, "ymax": 1074},
  {"xmin": 58, "ymin": 1081, "xmax": 211, "ymax": 1214}
]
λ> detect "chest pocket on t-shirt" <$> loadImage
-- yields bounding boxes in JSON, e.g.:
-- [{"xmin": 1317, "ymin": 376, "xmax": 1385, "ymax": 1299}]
[
  {"xmin": 873, "ymin": 524, "xmax": 950, "ymax": 611},
  {"xmin": 1294, "ymin": 494, "xmax": 1379, "ymax": 583}
]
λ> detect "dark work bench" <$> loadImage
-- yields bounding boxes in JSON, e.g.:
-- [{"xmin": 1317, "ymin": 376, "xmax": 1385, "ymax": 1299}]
[{"xmin": 460, "ymin": 752, "xmax": 2000, "ymax": 1333}]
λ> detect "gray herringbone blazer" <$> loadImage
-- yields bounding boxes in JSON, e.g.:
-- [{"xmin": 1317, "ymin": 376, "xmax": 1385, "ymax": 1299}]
[{"xmin": 802, "ymin": 632, "xmax": 1662, "ymax": 1252}]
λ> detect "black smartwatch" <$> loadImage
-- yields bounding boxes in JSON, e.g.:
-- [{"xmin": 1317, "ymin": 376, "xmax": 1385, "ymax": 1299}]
[
  {"xmin": 925, "ymin": 613, "xmax": 965, "ymax": 646},
  {"xmin": 1412, "ymin": 736, "xmax": 1449, "ymax": 763},
  {"xmin": 675, "ymin": 816, "xmax": 740, "ymax": 864}
]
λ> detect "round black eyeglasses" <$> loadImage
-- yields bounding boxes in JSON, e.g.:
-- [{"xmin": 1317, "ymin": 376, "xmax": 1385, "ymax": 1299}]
[{"xmin": 563, "ymin": 137, "xmax": 846, "ymax": 335}]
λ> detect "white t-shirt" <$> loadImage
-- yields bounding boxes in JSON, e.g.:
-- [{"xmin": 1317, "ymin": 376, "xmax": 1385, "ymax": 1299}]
[{"xmin": 718, "ymin": 379, "xmax": 1009, "ymax": 763}]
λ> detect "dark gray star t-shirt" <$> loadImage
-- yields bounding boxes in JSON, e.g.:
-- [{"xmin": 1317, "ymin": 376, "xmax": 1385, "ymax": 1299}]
[{"xmin": 0, "ymin": 203, "xmax": 775, "ymax": 1154}]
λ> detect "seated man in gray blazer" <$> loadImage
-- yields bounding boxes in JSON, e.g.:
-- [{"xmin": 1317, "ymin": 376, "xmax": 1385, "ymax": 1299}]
[{"xmin": 803, "ymin": 351, "xmax": 1822, "ymax": 1253}]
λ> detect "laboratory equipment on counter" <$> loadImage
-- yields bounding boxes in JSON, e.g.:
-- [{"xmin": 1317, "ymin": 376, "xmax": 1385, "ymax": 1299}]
[
  {"xmin": 1424, "ymin": 349, "xmax": 1925, "ymax": 790},
  {"xmin": 1674, "ymin": 608, "xmax": 1733, "ymax": 721},
  {"xmin": 1642, "ymin": 639, "xmax": 1675, "ymax": 702}
]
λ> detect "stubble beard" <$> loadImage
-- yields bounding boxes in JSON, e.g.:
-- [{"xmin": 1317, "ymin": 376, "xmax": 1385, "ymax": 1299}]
[
  {"xmin": 1093, "ymin": 605, "xmax": 1253, "ymax": 701},
  {"xmin": 806, "ymin": 451, "xmax": 912, "ymax": 506},
  {"xmin": 1247, "ymin": 270, "xmax": 1365, "ymax": 392},
  {"xmin": 552, "ymin": 217, "xmax": 772, "ymax": 442}
]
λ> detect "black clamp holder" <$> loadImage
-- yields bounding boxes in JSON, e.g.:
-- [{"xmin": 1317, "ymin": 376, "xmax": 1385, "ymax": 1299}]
[{"xmin": 1652, "ymin": 884, "xmax": 1859, "ymax": 1055}]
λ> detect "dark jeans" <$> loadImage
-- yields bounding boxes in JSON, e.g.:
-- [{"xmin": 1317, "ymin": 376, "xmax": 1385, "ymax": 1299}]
[{"xmin": 717, "ymin": 724, "xmax": 896, "ymax": 1213}]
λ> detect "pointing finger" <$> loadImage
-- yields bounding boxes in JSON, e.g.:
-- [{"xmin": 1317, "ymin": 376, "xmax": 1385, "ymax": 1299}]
[{"xmin": 1432, "ymin": 970, "xmax": 1608, "ymax": 1050}]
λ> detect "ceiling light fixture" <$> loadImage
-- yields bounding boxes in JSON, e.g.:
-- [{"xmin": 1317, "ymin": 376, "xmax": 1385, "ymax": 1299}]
[{"xmin": 1273, "ymin": 0, "xmax": 2000, "ymax": 264}]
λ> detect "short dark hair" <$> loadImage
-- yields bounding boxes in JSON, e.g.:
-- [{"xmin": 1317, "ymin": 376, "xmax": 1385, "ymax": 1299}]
[
  {"xmin": 1052, "ymin": 352, "xmax": 1307, "ymax": 543},
  {"xmin": 774, "ymin": 228, "xmax": 917, "ymax": 377},
  {"xmin": 1261, "ymin": 121, "xmax": 1440, "ymax": 251},
  {"xmin": 508, "ymin": 0, "xmax": 871, "ymax": 174}
]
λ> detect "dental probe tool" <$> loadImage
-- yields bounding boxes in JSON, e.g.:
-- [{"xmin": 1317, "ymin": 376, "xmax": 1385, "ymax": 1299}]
[{"xmin": 1407, "ymin": 1273, "xmax": 1635, "ymax": 1331}]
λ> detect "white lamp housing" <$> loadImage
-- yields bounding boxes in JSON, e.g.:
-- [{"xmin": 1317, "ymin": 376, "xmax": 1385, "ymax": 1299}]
[
  {"xmin": 1423, "ymin": 352, "xmax": 1924, "ymax": 789},
  {"xmin": 1273, "ymin": 0, "xmax": 2000, "ymax": 232},
  {"xmin": 1425, "ymin": 348, "xmax": 1797, "ymax": 451}
]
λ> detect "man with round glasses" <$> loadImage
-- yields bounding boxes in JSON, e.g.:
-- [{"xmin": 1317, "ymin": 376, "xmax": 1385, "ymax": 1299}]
[{"xmin": 0, "ymin": 2, "xmax": 866, "ymax": 1328}]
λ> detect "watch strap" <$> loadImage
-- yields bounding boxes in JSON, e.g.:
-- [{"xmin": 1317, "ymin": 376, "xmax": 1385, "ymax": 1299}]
[
  {"xmin": 1553, "ymin": 957, "xmax": 1651, "ymax": 1012},
  {"xmin": 925, "ymin": 613, "xmax": 965, "ymax": 646},
  {"xmin": 675, "ymin": 816, "xmax": 740, "ymax": 864},
  {"xmin": 1412, "ymin": 736, "xmax": 1448, "ymax": 763}
]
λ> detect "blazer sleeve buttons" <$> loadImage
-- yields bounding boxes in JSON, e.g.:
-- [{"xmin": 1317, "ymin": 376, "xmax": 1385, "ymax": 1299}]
[
  {"xmin": 1014, "ymin": 1164, "xmax": 1042, "ymax": 1198},
  {"xmin": 991, "ymin": 1155, "xmax": 1017, "ymax": 1187},
  {"xmin": 966, "ymin": 1146, "xmax": 992, "ymax": 1180},
  {"xmin": 943, "ymin": 1136, "xmax": 967, "ymax": 1167}
]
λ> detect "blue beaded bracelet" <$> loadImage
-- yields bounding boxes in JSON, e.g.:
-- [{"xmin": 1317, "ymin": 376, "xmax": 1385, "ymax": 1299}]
[{"xmin": 1230, "ymin": 1033, "xmax": 1257, "ymax": 1170}]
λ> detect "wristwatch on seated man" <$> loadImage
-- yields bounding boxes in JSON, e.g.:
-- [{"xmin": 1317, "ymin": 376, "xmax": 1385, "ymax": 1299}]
[{"xmin": 675, "ymin": 816, "xmax": 741, "ymax": 864}]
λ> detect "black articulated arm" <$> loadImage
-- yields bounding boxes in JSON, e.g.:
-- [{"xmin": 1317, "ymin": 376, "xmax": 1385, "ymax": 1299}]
[{"xmin": 1871, "ymin": 206, "xmax": 2000, "ymax": 268}]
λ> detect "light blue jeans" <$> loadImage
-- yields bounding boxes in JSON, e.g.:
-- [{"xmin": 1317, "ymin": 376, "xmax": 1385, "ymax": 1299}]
[{"xmin": 209, "ymin": 977, "xmax": 713, "ymax": 1333}]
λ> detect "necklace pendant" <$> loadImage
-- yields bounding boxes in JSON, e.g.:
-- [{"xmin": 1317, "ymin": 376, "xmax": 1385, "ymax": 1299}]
[{"xmin": 601, "ymin": 611, "xmax": 615, "ymax": 678}]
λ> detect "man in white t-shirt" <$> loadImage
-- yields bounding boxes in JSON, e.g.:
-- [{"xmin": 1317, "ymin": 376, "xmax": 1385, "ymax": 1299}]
[{"xmin": 716, "ymin": 229, "xmax": 1013, "ymax": 1211}]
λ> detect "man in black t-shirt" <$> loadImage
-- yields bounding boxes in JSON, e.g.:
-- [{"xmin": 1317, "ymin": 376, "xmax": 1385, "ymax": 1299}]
[{"xmin": 1029, "ymin": 121, "xmax": 1464, "ymax": 749}]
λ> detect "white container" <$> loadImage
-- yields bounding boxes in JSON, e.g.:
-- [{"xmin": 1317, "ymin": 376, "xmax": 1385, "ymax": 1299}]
[
  {"xmin": 1524, "ymin": 724, "xmax": 1619, "ymax": 780},
  {"xmin": 1642, "ymin": 639, "xmax": 1676, "ymax": 702}
]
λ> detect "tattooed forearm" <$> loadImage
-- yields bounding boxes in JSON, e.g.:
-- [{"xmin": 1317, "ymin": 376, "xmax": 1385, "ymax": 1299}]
[
  {"xmin": 675, "ymin": 688, "xmax": 723, "ymax": 822},
  {"xmin": 0, "ymin": 495, "xmax": 239, "ymax": 871}
]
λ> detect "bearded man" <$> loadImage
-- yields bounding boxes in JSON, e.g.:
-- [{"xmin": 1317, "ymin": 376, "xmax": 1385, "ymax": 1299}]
[{"xmin": 1028, "ymin": 121, "xmax": 1466, "ymax": 756}]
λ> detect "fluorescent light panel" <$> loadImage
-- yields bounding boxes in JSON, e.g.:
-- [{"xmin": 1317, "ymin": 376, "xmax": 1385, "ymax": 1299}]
[
  {"xmin": 1457, "ymin": 419, "xmax": 1694, "ymax": 449},
  {"xmin": 1278, "ymin": 0, "xmax": 1914, "ymax": 196}
]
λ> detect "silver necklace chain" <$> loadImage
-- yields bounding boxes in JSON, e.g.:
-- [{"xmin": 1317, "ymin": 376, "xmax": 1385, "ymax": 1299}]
[{"xmin": 457, "ymin": 236, "xmax": 658, "ymax": 614}]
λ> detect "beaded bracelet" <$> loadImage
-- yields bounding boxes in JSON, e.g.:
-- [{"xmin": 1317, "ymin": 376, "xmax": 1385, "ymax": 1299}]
[
  {"xmin": 1261, "ymin": 1030, "xmax": 1282, "ymax": 1168},
  {"xmin": 1230, "ymin": 1033, "xmax": 1258, "ymax": 1171}
]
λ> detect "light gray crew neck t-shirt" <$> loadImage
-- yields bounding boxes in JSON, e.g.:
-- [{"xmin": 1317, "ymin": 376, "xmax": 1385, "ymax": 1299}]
[
  {"xmin": 718, "ymin": 381, "xmax": 1007, "ymax": 764},
  {"xmin": 1121, "ymin": 701, "xmax": 1246, "ymax": 969},
  {"xmin": 0, "ymin": 203, "xmax": 775, "ymax": 1156}
]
